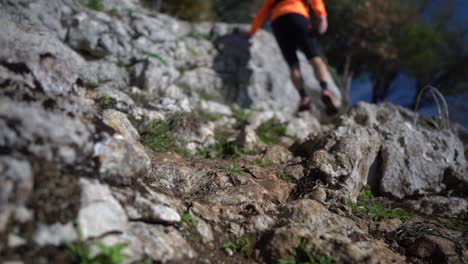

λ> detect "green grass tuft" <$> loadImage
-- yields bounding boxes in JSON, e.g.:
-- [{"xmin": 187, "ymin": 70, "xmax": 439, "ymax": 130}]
[
  {"xmin": 143, "ymin": 51, "xmax": 168, "ymax": 66},
  {"xmin": 358, "ymin": 185, "xmax": 374, "ymax": 199},
  {"xmin": 222, "ymin": 236, "xmax": 252, "ymax": 258},
  {"xmin": 350, "ymin": 199, "xmax": 410, "ymax": 221},
  {"xmin": 276, "ymin": 170, "xmax": 293, "ymax": 182},
  {"xmin": 100, "ymin": 95, "xmax": 113, "ymax": 108},
  {"xmin": 232, "ymin": 108, "xmax": 251, "ymax": 124},
  {"xmin": 66, "ymin": 240, "xmax": 129, "ymax": 264},
  {"xmin": 255, "ymin": 159, "xmax": 273, "ymax": 168},
  {"xmin": 222, "ymin": 160, "xmax": 245, "ymax": 175},
  {"xmin": 86, "ymin": 0, "xmax": 104, "ymax": 11},
  {"xmin": 256, "ymin": 118, "xmax": 287, "ymax": 144},
  {"xmin": 141, "ymin": 120, "xmax": 175, "ymax": 152},
  {"xmin": 179, "ymin": 212, "xmax": 202, "ymax": 242},
  {"xmin": 278, "ymin": 237, "xmax": 333, "ymax": 264}
]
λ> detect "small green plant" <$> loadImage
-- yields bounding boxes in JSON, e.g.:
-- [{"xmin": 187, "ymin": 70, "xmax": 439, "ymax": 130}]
[
  {"xmin": 232, "ymin": 146, "xmax": 245, "ymax": 159},
  {"xmin": 445, "ymin": 219, "xmax": 468, "ymax": 232},
  {"xmin": 141, "ymin": 120, "xmax": 175, "ymax": 152},
  {"xmin": 108, "ymin": 8, "xmax": 121, "ymax": 18},
  {"xmin": 86, "ymin": 0, "xmax": 104, "ymax": 11},
  {"xmin": 256, "ymin": 118, "xmax": 287, "ymax": 144},
  {"xmin": 358, "ymin": 185, "xmax": 374, "ymax": 199},
  {"xmin": 350, "ymin": 199, "xmax": 410, "ymax": 221},
  {"xmin": 143, "ymin": 51, "xmax": 168, "ymax": 66},
  {"xmin": 278, "ymin": 238, "xmax": 332, "ymax": 264},
  {"xmin": 255, "ymin": 159, "xmax": 273, "ymax": 168},
  {"xmin": 66, "ymin": 240, "xmax": 129, "ymax": 264},
  {"xmin": 276, "ymin": 170, "xmax": 293, "ymax": 182},
  {"xmin": 198, "ymin": 90, "xmax": 215, "ymax": 101},
  {"xmin": 222, "ymin": 236, "xmax": 252, "ymax": 257},
  {"xmin": 277, "ymin": 170, "xmax": 293, "ymax": 183},
  {"xmin": 222, "ymin": 160, "xmax": 245, "ymax": 175},
  {"xmin": 197, "ymin": 109, "xmax": 221, "ymax": 122},
  {"xmin": 231, "ymin": 108, "xmax": 251, "ymax": 124},
  {"xmin": 100, "ymin": 95, "xmax": 113, "ymax": 108},
  {"xmin": 179, "ymin": 212, "xmax": 202, "ymax": 242}
]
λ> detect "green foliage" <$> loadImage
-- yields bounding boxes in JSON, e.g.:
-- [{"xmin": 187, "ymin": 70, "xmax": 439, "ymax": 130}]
[
  {"xmin": 445, "ymin": 219, "xmax": 468, "ymax": 232},
  {"xmin": 278, "ymin": 238, "xmax": 333, "ymax": 264},
  {"xmin": 231, "ymin": 108, "xmax": 251, "ymax": 124},
  {"xmin": 352, "ymin": 186, "xmax": 410, "ymax": 221},
  {"xmin": 222, "ymin": 236, "xmax": 252, "ymax": 257},
  {"xmin": 141, "ymin": 120, "xmax": 175, "ymax": 152},
  {"xmin": 108, "ymin": 8, "xmax": 121, "ymax": 18},
  {"xmin": 358, "ymin": 185, "xmax": 374, "ymax": 199},
  {"xmin": 350, "ymin": 199, "xmax": 410, "ymax": 221},
  {"xmin": 255, "ymin": 159, "xmax": 273, "ymax": 168},
  {"xmin": 179, "ymin": 212, "xmax": 202, "ymax": 242},
  {"xmin": 66, "ymin": 240, "xmax": 129, "ymax": 264},
  {"xmin": 222, "ymin": 160, "xmax": 245, "ymax": 175},
  {"xmin": 143, "ymin": 51, "xmax": 168, "ymax": 66},
  {"xmin": 197, "ymin": 109, "xmax": 221, "ymax": 122},
  {"xmin": 276, "ymin": 170, "xmax": 292, "ymax": 183},
  {"xmin": 198, "ymin": 90, "xmax": 215, "ymax": 101},
  {"xmin": 396, "ymin": 23, "xmax": 443, "ymax": 77},
  {"xmin": 161, "ymin": 0, "xmax": 218, "ymax": 22},
  {"xmin": 100, "ymin": 95, "xmax": 113, "ymax": 108},
  {"xmin": 256, "ymin": 118, "xmax": 287, "ymax": 144},
  {"xmin": 86, "ymin": 0, "xmax": 104, "ymax": 11}
]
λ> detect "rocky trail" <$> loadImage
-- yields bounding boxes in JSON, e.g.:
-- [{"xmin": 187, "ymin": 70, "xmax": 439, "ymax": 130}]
[{"xmin": 0, "ymin": 0, "xmax": 467, "ymax": 263}]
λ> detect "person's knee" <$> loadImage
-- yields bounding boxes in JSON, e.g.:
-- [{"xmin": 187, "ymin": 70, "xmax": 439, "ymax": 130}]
[{"xmin": 309, "ymin": 56, "xmax": 324, "ymax": 68}]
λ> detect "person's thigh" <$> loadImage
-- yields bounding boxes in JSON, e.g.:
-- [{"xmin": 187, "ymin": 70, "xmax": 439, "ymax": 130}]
[{"xmin": 272, "ymin": 15, "xmax": 300, "ymax": 68}]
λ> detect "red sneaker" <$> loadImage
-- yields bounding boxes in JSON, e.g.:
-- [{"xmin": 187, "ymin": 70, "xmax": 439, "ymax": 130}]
[
  {"xmin": 298, "ymin": 96, "xmax": 311, "ymax": 112},
  {"xmin": 321, "ymin": 90, "xmax": 339, "ymax": 115}
]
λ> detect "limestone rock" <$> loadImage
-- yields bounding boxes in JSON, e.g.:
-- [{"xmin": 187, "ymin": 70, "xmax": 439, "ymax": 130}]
[
  {"xmin": 94, "ymin": 135, "xmax": 151, "ymax": 186},
  {"xmin": 343, "ymin": 103, "xmax": 468, "ymax": 199},
  {"xmin": 298, "ymin": 126, "xmax": 382, "ymax": 201},
  {"xmin": 33, "ymin": 222, "xmax": 77, "ymax": 246},
  {"xmin": 126, "ymin": 222, "xmax": 197, "ymax": 262},
  {"xmin": 406, "ymin": 196, "xmax": 468, "ymax": 218},
  {"xmin": 78, "ymin": 178, "xmax": 128, "ymax": 239},
  {"xmin": 0, "ymin": 157, "xmax": 33, "ymax": 232},
  {"xmin": 235, "ymin": 125, "xmax": 266, "ymax": 152},
  {"xmin": 0, "ymin": 98, "xmax": 94, "ymax": 165},
  {"xmin": 102, "ymin": 109, "xmax": 140, "ymax": 142}
]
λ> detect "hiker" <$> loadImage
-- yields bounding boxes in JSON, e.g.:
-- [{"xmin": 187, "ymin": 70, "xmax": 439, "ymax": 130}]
[{"xmin": 249, "ymin": 0, "xmax": 339, "ymax": 114}]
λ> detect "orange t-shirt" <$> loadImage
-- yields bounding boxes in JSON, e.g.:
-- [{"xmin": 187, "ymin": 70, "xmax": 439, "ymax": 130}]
[{"xmin": 250, "ymin": 0, "xmax": 327, "ymax": 36}]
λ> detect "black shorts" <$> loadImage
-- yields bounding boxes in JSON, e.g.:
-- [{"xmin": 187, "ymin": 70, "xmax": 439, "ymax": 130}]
[{"xmin": 272, "ymin": 13, "xmax": 322, "ymax": 67}]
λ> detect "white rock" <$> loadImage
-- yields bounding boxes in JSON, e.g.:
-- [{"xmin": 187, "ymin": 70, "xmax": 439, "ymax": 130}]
[
  {"xmin": 33, "ymin": 222, "xmax": 77, "ymax": 246},
  {"xmin": 78, "ymin": 179, "xmax": 128, "ymax": 239}
]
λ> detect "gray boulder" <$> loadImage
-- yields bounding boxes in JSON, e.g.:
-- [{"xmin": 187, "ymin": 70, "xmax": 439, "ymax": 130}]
[
  {"xmin": 78, "ymin": 178, "xmax": 128, "ymax": 239},
  {"xmin": 94, "ymin": 135, "xmax": 151, "ymax": 186},
  {"xmin": 0, "ymin": 98, "xmax": 94, "ymax": 165},
  {"xmin": 0, "ymin": 157, "xmax": 33, "ymax": 233},
  {"xmin": 297, "ymin": 126, "xmax": 381, "ymax": 201},
  {"xmin": 406, "ymin": 196, "xmax": 468, "ymax": 218},
  {"xmin": 343, "ymin": 103, "xmax": 468, "ymax": 199}
]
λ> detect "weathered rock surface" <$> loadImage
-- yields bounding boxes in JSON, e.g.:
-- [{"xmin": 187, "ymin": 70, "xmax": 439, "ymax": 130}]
[
  {"xmin": 406, "ymin": 196, "xmax": 468, "ymax": 218},
  {"xmin": 296, "ymin": 126, "xmax": 381, "ymax": 201},
  {"xmin": 1, "ymin": 1, "xmax": 467, "ymax": 264},
  {"xmin": 343, "ymin": 103, "xmax": 468, "ymax": 199}
]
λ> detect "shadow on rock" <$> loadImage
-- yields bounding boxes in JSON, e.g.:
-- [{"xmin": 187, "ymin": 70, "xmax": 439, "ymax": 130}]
[{"xmin": 213, "ymin": 28, "xmax": 253, "ymax": 107}]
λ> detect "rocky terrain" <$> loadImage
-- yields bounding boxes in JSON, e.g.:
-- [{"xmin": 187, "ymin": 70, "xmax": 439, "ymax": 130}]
[{"xmin": 1, "ymin": 0, "xmax": 467, "ymax": 263}]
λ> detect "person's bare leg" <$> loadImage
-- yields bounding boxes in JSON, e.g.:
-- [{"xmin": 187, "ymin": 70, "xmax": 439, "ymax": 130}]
[
  {"xmin": 309, "ymin": 56, "xmax": 328, "ymax": 86},
  {"xmin": 290, "ymin": 64, "xmax": 303, "ymax": 93},
  {"xmin": 290, "ymin": 64, "xmax": 310, "ymax": 111},
  {"xmin": 309, "ymin": 56, "xmax": 339, "ymax": 114}
]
